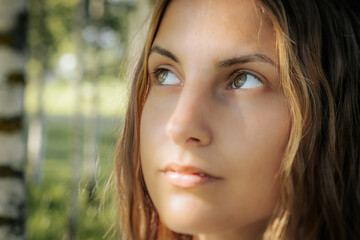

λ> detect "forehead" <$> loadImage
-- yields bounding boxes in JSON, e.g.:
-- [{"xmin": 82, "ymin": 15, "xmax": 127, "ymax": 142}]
[{"xmin": 153, "ymin": 0, "xmax": 276, "ymax": 62}]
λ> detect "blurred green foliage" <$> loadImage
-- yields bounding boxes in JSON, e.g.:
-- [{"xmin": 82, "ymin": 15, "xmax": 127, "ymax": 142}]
[
  {"xmin": 27, "ymin": 0, "xmax": 133, "ymax": 82},
  {"xmin": 25, "ymin": 0, "xmax": 135, "ymax": 239},
  {"xmin": 25, "ymin": 79, "xmax": 128, "ymax": 116},
  {"xmin": 26, "ymin": 116, "xmax": 120, "ymax": 239}
]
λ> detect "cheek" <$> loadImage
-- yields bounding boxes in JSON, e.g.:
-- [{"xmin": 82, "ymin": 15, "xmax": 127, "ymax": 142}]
[
  {"xmin": 140, "ymin": 99, "xmax": 160, "ymax": 178},
  {"xmin": 217, "ymin": 92, "xmax": 290, "ymax": 214},
  {"xmin": 139, "ymin": 92, "xmax": 175, "ymax": 190},
  {"xmin": 140, "ymin": 100, "xmax": 159, "ymax": 207},
  {"xmin": 223, "ymin": 91, "xmax": 290, "ymax": 160}
]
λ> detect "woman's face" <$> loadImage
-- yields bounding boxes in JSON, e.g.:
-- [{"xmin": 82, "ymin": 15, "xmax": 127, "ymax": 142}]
[{"xmin": 140, "ymin": 0, "xmax": 290, "ymax": 239}]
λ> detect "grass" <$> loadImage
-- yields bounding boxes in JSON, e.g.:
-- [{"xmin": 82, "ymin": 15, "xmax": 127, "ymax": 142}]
[{"xmin": 26, "ymin": 115, "xmax": 120, "ymax": 240}]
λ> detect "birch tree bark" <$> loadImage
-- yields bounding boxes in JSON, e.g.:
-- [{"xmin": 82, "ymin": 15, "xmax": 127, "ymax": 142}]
[
  {"xmin": 27, "ymin": 0, "xmax": 47, "ymax": 185},
  {"xmin": 84, "ymin": 0, "xmax": 102, "ymax": 204},
  {"xmin": 0, "ymin": 0, "xmax": 27, "ymax": 239},
  {"xmin": 67, "ymin": 1, "xmax": 85, "ymax": 239}
]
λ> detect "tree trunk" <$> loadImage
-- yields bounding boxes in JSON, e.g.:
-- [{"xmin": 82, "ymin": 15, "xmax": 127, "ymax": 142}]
[
  {"xmin": 83, "ymin": 0, "xmax": 102, "ymax": 204},
  {"xmin": 67, "ymin": 1, "xmax": 86, "ymax": 239},
  {"xmin": 83, "ymin": 64, "xmax": 99, "ymax": 203},
  {"xmin": 0, "ymin": 0, "xmax": 27, "ymax": 239},
  {"xmin": 27, "ymin": 0, "xmax": 47, "ymax": 185}
]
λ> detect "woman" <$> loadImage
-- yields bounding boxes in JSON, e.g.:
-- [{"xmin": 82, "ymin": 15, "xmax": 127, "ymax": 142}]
[{"xmin": 114, "ymin": 0, "xmax": 360, "ymax": 239}]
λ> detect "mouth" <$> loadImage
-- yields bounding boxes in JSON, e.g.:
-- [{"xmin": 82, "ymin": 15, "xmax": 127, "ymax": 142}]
[{"xmin": 161, "ymin": 163, "xmax": 222, "ymax": 188}]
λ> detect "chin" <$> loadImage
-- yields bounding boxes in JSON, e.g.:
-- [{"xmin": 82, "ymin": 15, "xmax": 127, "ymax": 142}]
[
  {"xmin": 157, "ymin": 197, "xmax": 226, "ymax": 235},
  {"xmin": 161, "ymin": 215, "xmax": 214, "ymax": 236}
]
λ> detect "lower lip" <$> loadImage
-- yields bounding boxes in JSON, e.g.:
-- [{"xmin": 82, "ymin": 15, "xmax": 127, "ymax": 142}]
[{"xmin": 163, "ymin": 171, "xmax": 219, "ymax": 188}]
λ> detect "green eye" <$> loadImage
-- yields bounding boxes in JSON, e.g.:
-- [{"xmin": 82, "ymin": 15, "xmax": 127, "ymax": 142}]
[
  {"xmin": 153, "ymin": 68, "xmax": 181, "ymax": 85},
  {"xmin": 230, "ymin": 72, "xmax": 263, "ymax": 89},
  {"xmin": 158, "ymin": 70, "xmax": 168, "ymax": 83},
  {"xmin": 232, "ymin": 74, "xmax": 247, "ymax": 88}
]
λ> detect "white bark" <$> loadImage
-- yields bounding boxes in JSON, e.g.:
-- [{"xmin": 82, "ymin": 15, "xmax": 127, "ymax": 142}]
[
  {"xmin": 68, "ymin": 2, "xmax": 85, "ymax": 238},
  {"xmin": 0, "ymin": 226, "xmax": 23, "ymax": 240},
  {"xmin": 0, "ymin": 0, "xmax": 26, "ymax": 32},
  {"xmin": 0, "ymin": 178, "xmax": 25, "ymax": 239},
  {"xmin": 26, "ymin": 0, "xmax": 47, "ymax": 185},
  {"xmin": 0, "ymin": 179, "xmax": 25, "ymax": 218},
  {"xmin": 0, "ymin": 47, "xmax": 25, "ymax": 81},
  {"xmin": 0, "ymin": 47, "xmax": 25, "ymax": 116},
  {"xmin": 0, "ymin": 132, "xmax": 25, "ymax": 171},
  {"xmin": 0, "ymin": 0, "xmax": 27, "ymax": 238},
  {"xmin": 0, "ymin": 83, "xmax": 23, "ymax": 117},
  {"xmin": 83, "ymin": 47, "xmax": 100, "ymax": 202},
  {"xmin": 27, "ymin": 118, "xmax": 46, "ymax": 183}
]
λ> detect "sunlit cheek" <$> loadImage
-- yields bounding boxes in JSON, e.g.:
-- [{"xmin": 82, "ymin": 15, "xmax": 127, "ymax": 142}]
[{"xmin": 140, "ymin": 94, "xmax": 176, "ymax": 170}]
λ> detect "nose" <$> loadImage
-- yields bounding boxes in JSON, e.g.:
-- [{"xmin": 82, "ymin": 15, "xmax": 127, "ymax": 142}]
[{"xmin": 165, "ymin": 86, "xmax": 212, "ymax": 147}]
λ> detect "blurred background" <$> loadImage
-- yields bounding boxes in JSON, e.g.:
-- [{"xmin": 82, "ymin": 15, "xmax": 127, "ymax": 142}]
[{"xmin": 0, "ymin": 0, "xmax": 154, "ymax": 239}]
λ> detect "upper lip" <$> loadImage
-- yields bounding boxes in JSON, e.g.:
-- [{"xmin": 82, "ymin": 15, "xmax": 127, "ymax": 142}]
[{"xmin": 162, "ymin": 162, "xmax": 222, "ymax": 179}]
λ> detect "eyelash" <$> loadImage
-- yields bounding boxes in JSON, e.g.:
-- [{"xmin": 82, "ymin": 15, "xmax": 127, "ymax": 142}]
[
  {"xmin": 150, "ymin": 68, "xmax": 166, "ymax": 80},
  {"xmin": 150, "ymin": 67, "xmax": 264, "ymax": 88}
]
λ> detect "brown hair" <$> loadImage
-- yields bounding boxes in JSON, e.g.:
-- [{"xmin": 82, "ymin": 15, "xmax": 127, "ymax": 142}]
[{"xmin": 114, "ymin": 0, "xmax": 360, "ymax": 239}]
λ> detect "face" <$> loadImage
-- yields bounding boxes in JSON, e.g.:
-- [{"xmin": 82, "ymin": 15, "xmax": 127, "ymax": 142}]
[{"xmin": 140, "ymin": 0, "xmax": 290, "ymax": 239}]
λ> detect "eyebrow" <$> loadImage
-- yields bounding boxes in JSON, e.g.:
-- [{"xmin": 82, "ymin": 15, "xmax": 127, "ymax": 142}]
[
  {"xmin": 216, "ymin": 53, "xmax": 276, "ymax": 68},
  {"xmin": 149, "ymin": 45, "xmax": 276, "ymax": 68},
  {"xmin": 150, "ymin": 45, "xmax": 179, "ymax": 63}
]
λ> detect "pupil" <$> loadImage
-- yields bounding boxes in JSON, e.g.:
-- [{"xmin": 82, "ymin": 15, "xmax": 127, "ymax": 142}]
[{"xmin": 235, "ymin": 74, "xmax": 247, "ymax": 88}]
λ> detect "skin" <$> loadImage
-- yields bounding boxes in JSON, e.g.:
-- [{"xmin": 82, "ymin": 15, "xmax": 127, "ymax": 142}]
[{"xmin": 140, "ymin": 0, "xmax": 291, "ymax": 239}]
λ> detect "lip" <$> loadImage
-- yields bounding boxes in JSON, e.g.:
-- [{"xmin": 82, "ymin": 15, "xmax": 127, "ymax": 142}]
[{"xmin": 161, "ymin": 162, "xmax": 222, "ymax": 188}]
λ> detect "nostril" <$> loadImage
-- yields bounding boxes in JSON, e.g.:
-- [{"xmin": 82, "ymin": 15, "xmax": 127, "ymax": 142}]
[{"xmin": 187, "ymin": 137, "xmax": 200, "ymax": 143}]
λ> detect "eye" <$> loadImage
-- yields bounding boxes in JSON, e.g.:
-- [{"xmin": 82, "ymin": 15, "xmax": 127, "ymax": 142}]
[
  {"xmin": 230, "ymin": 72, "xmax": 263, "ymax": 89},
  {"xmin": 152, "ymin": 68, "xmax": 180, "ymax": 85}
]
